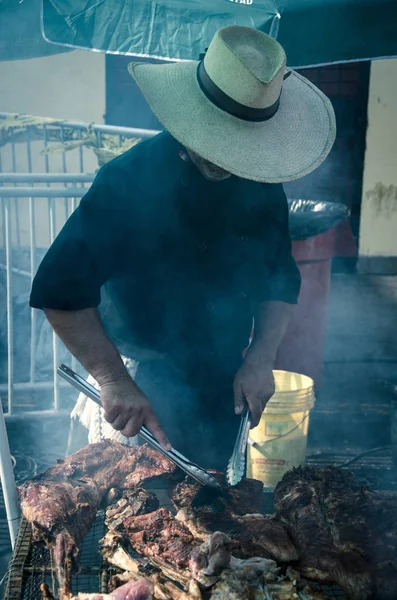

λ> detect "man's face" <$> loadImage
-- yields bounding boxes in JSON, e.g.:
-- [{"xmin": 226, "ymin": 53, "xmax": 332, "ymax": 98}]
[{"xmin": 186, "ymin": 149, "xmax": 231, "ymax": 182}]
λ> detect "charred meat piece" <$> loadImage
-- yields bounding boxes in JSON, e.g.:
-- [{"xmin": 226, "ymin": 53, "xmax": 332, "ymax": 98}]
[
  {"xmin": 169, "ymin": 471, "xmax": 263, "ymax": 515},
  {"xmin": 176, "ymin": 508, "xmax": 298, "ymax": 563},
  {"xmin": 19, "ymin": 442, "xmax": 174, "ymax": 599},
  {"xmin": 123, "ymin": 508, "xmax": 199, "ymax": 569},
  {"xmin": 274, "ymin": 466, "xmax": 397, "ymax": 600},
  {"xmin": 106, "ymin": 489, "xmax": 159, "ymax": 532},
  {"xmin": 122, "ymin": 446, "xmax": 176, "ymax": 489}
]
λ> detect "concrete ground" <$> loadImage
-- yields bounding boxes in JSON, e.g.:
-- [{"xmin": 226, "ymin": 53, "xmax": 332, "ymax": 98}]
[
  {"xmin": 311, "ymin": 274, "xmax": 397, "ymax": 449},
  {"xmin": 1, "ymin": 273, "xmax": 397, "ymax": 586}
]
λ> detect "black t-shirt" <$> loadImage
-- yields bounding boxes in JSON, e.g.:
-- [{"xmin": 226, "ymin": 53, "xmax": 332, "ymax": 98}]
[{"xmin": 30, "ymin": 131, "xmax": 301, "ymax": 371}]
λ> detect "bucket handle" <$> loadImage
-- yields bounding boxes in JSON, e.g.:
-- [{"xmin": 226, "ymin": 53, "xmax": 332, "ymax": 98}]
[{"xmin": 248, "ymin": 413, "xmax": 309, "ymax": 456}]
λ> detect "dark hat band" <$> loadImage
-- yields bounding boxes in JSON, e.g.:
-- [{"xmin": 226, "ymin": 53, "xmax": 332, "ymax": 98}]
[{"xmin": 196, "ymin": 60, "xmax": 286, "ymax": 123}]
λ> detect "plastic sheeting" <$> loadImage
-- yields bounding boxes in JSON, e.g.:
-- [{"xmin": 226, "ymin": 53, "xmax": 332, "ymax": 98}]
[
  {"xmin": 288, "ymin": 199, "xmax": 349, "ymax": 240},
  {"xmin": 41, "ymin": 0, "xmax": 397, "ymax": 65},
  {"xmin": 42, "ymin": 0, "xmax": 278, "ymax": 62}
]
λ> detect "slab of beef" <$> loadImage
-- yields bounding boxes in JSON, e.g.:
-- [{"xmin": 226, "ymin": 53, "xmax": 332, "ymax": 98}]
[
  {"xmin": 274, "ymin": 466, "xmax": 397, "ymax": 600},
  {"xmin": 122, "ymin": 446, "xmax": 176, "ymax": 489},
  {"xmin": 123, "ymin": 507, "xmax": 200, "ymax": 569},
  {"xmin": 169, "ymin": 471, "xmax": 264, "ymax": 515},
  {"xmin": 19, "ymin": 441, "xmax": 175, "ymax": 599},
  {"xmin": 176, "ymin": 508, "xmax": 298, "ymax": 563}
]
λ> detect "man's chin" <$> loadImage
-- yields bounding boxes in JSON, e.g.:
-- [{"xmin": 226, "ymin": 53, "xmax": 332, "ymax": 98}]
[{"xmin": 201, "ymin": 166, "xmax": 231, "ymax": 182}]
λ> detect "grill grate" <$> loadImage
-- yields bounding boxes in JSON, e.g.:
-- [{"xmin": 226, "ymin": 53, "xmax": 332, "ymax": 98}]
[
  {"xmin": 2, "ymin": 506, "xmax": 347, "ymax": 600},
  {"xmin": 3, "ymin": 449, "xmax": 396, "ymax": 600},
  {"xmin": 307, "ymin": 448, "xmax": 397, "ymax": 490},
  {"xmin": 3, "ymin": 513, "xmax": 114, "ymax": 600}
]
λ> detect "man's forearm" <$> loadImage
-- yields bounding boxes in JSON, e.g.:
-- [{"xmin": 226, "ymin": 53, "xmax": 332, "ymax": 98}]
[
  {"xmin": 245, "ymin": 301, "xmax": 294, "ymax": 365},
  {"xmin": 44, "ymin": 307, "xmax": 131, "ymax": 386}
]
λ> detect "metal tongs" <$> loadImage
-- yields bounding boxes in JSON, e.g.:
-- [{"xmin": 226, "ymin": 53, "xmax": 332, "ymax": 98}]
[
  {"xmin": 226, "ymin": 406, "xmax": 251, "ymax": 486},
  {"xmin": 58, "ymin": 364, "xmax": 223, "ymax": 495}
]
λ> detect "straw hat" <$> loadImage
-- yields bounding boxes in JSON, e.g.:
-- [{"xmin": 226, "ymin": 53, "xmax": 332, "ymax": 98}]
[{"xmin": 128, "ymin": 26, "xmax": 336, "ymax": 183}]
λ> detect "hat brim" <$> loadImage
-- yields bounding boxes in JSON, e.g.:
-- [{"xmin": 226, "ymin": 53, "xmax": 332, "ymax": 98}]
[{"xmin": 128, "ymin": 61, "xmax": 336, "ymax": 183}]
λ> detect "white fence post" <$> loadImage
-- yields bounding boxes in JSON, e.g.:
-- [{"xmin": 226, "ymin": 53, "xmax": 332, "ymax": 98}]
[{"xmin": 0, "ymin": 399, "xmax": 20, "ymax": 548}]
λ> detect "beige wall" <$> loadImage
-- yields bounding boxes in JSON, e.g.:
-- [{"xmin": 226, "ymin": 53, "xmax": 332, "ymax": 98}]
[
  {"xmin": 0, "ymin": 50, "xmax": 105, "ymax": 248},
  {"xmin": 0, "ymin": 50, "xmax": 105, "ymax": 122},
  {"xmin": 359, "ymin": 58, "xmax": 397, "ymax": 258}
]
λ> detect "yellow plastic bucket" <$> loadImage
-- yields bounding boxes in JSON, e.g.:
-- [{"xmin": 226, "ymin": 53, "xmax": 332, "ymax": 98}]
[{"xmin": 247, "ymin": 370, "xmax": 315, "ymax": 489}]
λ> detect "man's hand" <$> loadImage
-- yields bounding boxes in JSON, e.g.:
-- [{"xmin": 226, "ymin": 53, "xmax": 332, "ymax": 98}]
[
  {"xmin": 101, "ymin": 377, "xmax": 171, "ymax": 450},
  {"xmin": 233, "ymin": 359, "xmax": 275, "ymax": 428}
]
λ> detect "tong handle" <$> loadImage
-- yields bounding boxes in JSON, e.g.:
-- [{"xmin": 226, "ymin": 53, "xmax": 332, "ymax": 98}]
[
  {"xmin": 226, "ymin": 406, "xmax": 251, "ymax": 486},
  {"xmin": 237, "ymin": 407, "xmax": 251, "ymax": 454}
]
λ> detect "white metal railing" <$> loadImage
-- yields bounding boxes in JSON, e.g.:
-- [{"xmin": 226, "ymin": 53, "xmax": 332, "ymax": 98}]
[
  {"xmin": 0, "ymin": 114, "xmax": 159, "ymax": 416},
  {"xmin": 0, "ymin": 186, "xmax": 87, "ymax": 415}
]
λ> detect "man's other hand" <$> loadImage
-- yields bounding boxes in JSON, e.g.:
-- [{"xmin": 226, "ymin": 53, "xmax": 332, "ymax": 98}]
[
  {"xmin": 101, "ymin": 378, "xmax": 171, "ymax": 450},
  {"xmin": 233, "ymin": 360, "xmax": 275, "ymax": 428}
]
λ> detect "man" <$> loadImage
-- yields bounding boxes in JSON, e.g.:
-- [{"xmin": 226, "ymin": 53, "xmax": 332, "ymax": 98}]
[{"xmin": 30, "ymin": 26, "xmax": 335, "ymax": 468}]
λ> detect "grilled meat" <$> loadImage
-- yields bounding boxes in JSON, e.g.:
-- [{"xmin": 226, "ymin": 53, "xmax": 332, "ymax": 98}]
[
  {"xmin": 169, "ymin": 471, "xmax": 264, "ymax": 515},
  {"xmin": 106, "ymin": 489, "xmax": 159, "ymax": 532},
  {"xmin": 123, "ymin": 507, "xmax": 199, "ymax": 569},
  {"xmin": 176, "ymin": 508, "xmax": 298, "ymax": 563},
  {"xmin": 122, "ymin": 447, "xmax": 176, "ymax": 489},
  {"xmin": 274, "ymin": 466, "xmax": 397, "ymax": 600},
  {"xmin": 19, "ymin": 441, "xmax": 175, "ymax": 599}
]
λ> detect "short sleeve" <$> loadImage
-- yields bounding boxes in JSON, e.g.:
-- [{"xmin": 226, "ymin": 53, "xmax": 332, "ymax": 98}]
[
  {"xmin": 256, "ymin": 184, "xmax": 301, "ymax": 305},
  {"xmin": 30, "ymin": 167, "xmax": 129, "ymax": 311}
]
